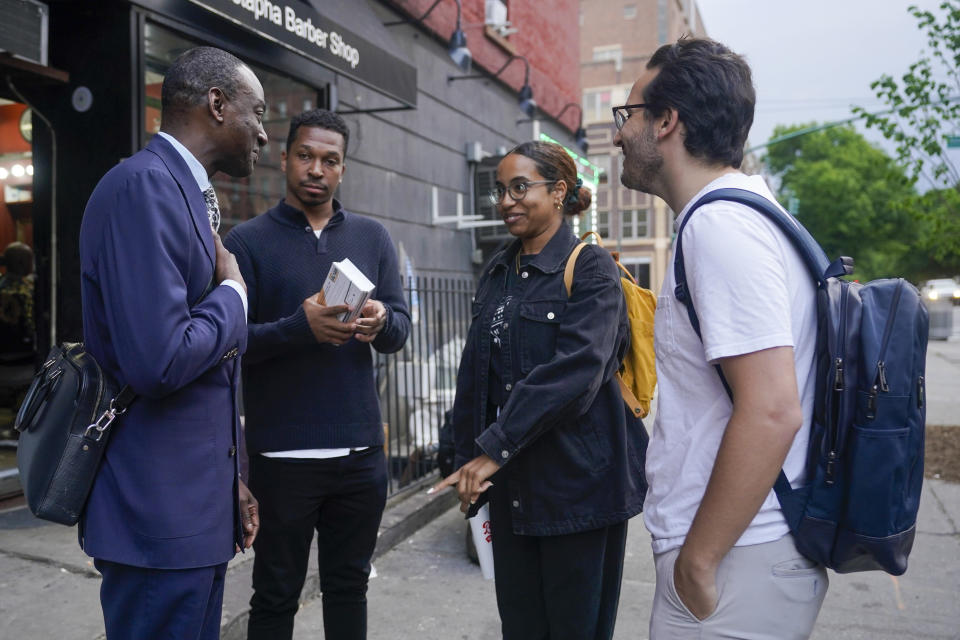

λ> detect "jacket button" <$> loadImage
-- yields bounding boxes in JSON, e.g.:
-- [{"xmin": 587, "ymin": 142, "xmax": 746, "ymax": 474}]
[
  {"xmin": 546, "ymin": 312, "xmax": 555, "ymax": 319},
  {"xmin": 512, "ymin": 500, "xmax": 520, "ymax": 508},
  {"xmin": 521, "ymin": 271, "xmax": 529, "ymax": 279},
  {"xmin": 503, "ymin": 322, "xmax": 509, "ymax": 329},
  {"xmin": 501, "ymin": 450, "xmax": 509, "ymax": 459},
  {"xmin": 228, "ymin": 445, "xmax": 236, "ymax": 457},
  {"xmin": 505, "ymin": 383, "xmax": 512, "ymax": 391}
]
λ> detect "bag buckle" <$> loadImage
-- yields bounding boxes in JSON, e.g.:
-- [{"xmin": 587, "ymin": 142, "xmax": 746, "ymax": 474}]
[{"xmin": 83, "ymin": 399, "xmax": 127, "ymax": 442}]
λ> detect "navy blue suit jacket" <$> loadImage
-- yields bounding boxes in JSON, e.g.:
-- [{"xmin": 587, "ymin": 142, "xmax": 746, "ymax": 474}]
[{"xmin": 78, "ymin": 135, "xmax": 247, "ymax": 569}]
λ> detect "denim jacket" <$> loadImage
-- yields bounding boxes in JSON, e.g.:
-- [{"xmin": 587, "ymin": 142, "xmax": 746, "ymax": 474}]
[{"xmin": 452, "ymin": 224, "xmax": 648, "ymax": 536}]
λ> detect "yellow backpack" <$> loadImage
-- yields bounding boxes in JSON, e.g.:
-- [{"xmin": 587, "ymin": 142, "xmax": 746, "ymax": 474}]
[{"xmin": 564, "ymin": 231, "xmax": 657, "ymax": 418}]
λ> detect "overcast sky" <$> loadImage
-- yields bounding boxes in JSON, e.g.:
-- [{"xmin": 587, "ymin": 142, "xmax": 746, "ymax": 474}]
[{"xmin": 696, "ymin": 0, "xmax": 943, "ymax": 156}]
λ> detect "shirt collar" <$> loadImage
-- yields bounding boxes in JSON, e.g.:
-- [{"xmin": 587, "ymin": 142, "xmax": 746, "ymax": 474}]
[
  {"xmin": 156, "ymin": 131, "xmax": 211, "ymax": 192},
  {"xmin": 492, "ymin": 223, "xmax": 578, "ymax": 275},
  {"xmin": 271, "ymin": 197, "xmax": 346, "ymax": 228}
]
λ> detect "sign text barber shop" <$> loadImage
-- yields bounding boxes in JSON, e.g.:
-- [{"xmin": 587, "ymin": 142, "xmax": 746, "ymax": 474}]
[{"xmin": 190, "ymin": 0, "xmax": 361, "ymax": 69}]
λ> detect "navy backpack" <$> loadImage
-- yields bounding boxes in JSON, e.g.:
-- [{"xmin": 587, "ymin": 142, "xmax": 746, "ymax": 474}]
[{"xmin": 674, "ymin": 188, "xmax": 928, "ymax": 575}]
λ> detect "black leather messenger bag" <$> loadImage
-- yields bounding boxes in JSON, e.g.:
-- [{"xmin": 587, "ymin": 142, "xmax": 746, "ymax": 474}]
[{"xmin": 15, "ymin": 343, "xmax": 136, "ymax": 526}]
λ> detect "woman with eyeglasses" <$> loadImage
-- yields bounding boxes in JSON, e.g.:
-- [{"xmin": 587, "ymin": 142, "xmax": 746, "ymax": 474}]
[{"xmin": 432, "ymin": 141, "xmax": 649, "ymax": 639}]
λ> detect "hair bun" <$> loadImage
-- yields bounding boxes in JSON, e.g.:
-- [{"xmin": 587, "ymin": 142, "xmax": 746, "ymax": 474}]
[{"xmin": 566, "ymin": 184, "xmax": 592, "ymax": 216}]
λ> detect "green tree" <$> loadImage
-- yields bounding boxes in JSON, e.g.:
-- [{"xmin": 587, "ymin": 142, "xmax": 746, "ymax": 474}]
[
  {"xmin": 852, "ymin": 1, "xmax": 960, "ymax": 276},
  {"xmin": 764, "ymin": 124, "xmax": 918, "ymax": 281},
  {"xmin": 911, "ymin": 188, "xmax": 960, "ymax": 275},
  {"xmin": 854, "ymin": 2, "xmax": 960, "ymax": 187}
]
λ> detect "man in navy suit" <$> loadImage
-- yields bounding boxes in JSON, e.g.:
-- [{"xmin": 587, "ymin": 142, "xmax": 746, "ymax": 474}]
[{"xmin": 78, "ymin": 46, "xmax": 267, "ymax": 639}]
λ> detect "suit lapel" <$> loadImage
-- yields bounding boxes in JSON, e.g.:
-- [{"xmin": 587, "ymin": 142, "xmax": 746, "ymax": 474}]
[{"xmin": 146, "ymin": 135, "xmax": 216, "ymax": 267}]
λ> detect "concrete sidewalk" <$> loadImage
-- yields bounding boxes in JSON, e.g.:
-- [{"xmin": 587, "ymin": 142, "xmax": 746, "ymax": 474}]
[
  {"xmin": 3, "ymin": 477, "xmax": 957, "ymax": 640},
  {"xmin": 289, "ymin": 479, "xmax": 960, "ymax": 640},
  {"xmin": 0, "ymin": 480, "xmax": 457, "ymax": 640}
]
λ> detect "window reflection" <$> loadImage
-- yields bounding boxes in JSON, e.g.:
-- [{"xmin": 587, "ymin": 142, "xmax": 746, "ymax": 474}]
[{"xmin": 143, "ymin": 22, "xmax": 321, "ymax": 235}]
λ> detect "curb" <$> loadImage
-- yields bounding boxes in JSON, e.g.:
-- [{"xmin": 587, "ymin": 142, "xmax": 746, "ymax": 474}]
[{"xmin": 219, "ymin": 481, "xmax": 458, "ymax": 640}]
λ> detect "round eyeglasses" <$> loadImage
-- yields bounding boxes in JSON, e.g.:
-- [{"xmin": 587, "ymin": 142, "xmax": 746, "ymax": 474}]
[{"xmin": 488, "ymin": 180, "xmax": 557, "ymax": 205}]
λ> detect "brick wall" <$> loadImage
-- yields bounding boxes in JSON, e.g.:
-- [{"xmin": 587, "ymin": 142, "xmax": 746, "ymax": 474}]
[{"xmin": 386, "ymin": 0, "xmax": 582, "ymax": 133}]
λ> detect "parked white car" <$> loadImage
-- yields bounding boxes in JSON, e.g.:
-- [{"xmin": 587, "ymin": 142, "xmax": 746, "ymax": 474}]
[{"xmin": 921, "ymin": 278, "xmax": 960, "ymax": 305}]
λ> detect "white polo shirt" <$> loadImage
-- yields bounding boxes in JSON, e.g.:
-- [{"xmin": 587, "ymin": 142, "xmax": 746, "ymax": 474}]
[{"xmin": 643, "ymin": 173, "xmax": 818, "ymax": 554}]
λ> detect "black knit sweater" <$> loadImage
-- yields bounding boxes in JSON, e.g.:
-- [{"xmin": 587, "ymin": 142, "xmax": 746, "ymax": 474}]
[{"xmin": 224, "ymin": 199, "xmax": 411, "ymax": 454}]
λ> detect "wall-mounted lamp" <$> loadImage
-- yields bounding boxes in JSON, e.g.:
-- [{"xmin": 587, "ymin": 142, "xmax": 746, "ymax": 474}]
[
  {"xmin": 385, "ymin": 0, "xmax": 471, "ymax": 72},
  {"xmin": 556, "ymin": 103, "xmax": 588, "ymax": 154},
  {"xmin": 449, "ymin": 55, "xmax": 535, "ymax": 117}
]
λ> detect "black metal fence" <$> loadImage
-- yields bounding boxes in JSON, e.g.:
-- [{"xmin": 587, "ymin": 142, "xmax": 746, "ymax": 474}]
[{"xmin": 376, "ymin": 276, "xmax": 475, "ymax": 497}]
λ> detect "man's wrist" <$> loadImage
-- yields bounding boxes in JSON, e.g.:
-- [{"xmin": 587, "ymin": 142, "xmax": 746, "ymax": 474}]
[
  {"xmin": 220, "ymin": 279, "xmax": 248, "ymax": 319},
  {"xmin": 678, "ymin": 539, "xmax": 722, "ymax": 574}
]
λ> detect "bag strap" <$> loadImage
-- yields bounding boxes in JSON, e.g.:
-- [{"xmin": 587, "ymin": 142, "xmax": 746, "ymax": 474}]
[
  {"xmin": 563, "ymin": 240, "xmax": 644, "ymax": 417},
  {"xmin": 563, "ymin": 242, "xmax": 588, "ymax": 296},
  {"xmin": 672, "ymin": 188, "xmax": 842, "ymax": 496},
  {"xmin": 580, "ymin": 230, "xmax": 639, "ymax": 285},
  {"xmin": 672, "ymin": 187, "xmax": 840, "ymax": 396}
]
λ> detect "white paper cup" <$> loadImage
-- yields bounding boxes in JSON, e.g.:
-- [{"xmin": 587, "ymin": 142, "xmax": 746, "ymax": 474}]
[{"xmin": 468, "ymin": 503, "xmax": 495, "ymax": 580}]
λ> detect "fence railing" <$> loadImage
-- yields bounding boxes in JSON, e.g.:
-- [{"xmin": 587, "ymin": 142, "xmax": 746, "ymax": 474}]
[{"xmin": 376, "ymin": 276, "xmax": 475, "ymax": 497}]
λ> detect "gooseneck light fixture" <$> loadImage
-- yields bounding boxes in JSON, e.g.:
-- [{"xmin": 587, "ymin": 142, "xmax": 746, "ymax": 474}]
[
  {"xmin": 384, "ymin": 0, "xmax": 471, "ymax": 72},
  {"xmin": 448, "ymin": 54, "xmax": 536, "ymax": 117},
  {"xmin": 556, "ymin": 102, "xmax": 588, "ymax": 154}
]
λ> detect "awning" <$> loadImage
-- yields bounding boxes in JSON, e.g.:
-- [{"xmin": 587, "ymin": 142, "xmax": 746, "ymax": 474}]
[
  {"xmin": 0, "ymin": 53, "xmax": 68, "ymax": 85},
  {"xmin": 183, "ymin": 0, "xmax": 417, "ymax": 109}
]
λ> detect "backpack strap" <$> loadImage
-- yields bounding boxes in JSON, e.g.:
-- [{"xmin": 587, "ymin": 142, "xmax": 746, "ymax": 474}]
[
  {"xmin": 672, "ymin": 188, "xmax": 836, "ymax": 397},
  {"xmin": 563, "ymin": 242, "xmax": 588, "ymax": 296},
  {"xmin": 673, "ymin": 187, "xmax": 835, "ymax": 495},
  {"xmin": 564, "ymin": 239, "xmax": 644, "ymax": 417}
]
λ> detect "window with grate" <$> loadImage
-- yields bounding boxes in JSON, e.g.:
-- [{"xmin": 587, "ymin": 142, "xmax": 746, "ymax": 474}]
[{"xmin": 476, "ymin": 159, "xmax": 510, "ymax": 240}]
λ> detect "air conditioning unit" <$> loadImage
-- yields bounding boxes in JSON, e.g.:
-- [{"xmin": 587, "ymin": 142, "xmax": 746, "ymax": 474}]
[
  {"xmin": 0, "ymin": 0, "xmax": 49, "ymax": 66},
  {"xmin": 485, "ymin": 0, "xmax": 507, "ymax": 26}
]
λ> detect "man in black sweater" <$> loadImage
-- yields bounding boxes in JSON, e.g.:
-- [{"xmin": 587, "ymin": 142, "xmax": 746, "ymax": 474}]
[{"xmin": 225, "ymin": 109, "xmax": 410, "ymax": 640}]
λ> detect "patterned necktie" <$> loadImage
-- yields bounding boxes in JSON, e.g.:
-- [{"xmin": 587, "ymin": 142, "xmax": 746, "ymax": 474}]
[{"xmin": 202, "ymin": 186, "xmax": 221, "ymax": 232}]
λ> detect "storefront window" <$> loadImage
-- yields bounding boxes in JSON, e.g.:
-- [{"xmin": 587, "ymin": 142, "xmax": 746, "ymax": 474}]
[
  {"xmin": 143, "ymin": 23, "xmax": 323, "ymax": 235},
  {"xmin": 0, "ymin": 99, "xmax": 35, "ymax": 455}
]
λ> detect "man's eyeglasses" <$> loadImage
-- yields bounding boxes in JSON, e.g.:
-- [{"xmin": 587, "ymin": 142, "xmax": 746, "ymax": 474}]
[
  {"xmin": 612, "ymin": 103, "xmax": 651, "ymax": 130},
  {"xmin": 488, "ymin": 180, "xmax": 557, "ymax": 205}
]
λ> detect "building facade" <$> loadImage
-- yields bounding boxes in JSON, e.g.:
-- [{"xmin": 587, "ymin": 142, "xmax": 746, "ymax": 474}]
[
  {"xmin": 0, "ymin": 0, "xmax": 584, "ymax": 352},
  {"xmin": 0, "ymin": 0, "xmax": 583, "ymax": 488},
  {"xmin": 579, "ymin": 0, "xmax": 706, "ymax": 291}
]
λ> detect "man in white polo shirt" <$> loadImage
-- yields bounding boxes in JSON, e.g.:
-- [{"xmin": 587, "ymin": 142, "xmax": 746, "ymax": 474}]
[{"xmin": 613, "ymin": 38, "xmax": 828, "ymax": 639}]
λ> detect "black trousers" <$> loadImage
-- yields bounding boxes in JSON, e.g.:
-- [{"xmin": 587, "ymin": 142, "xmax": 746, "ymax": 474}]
[
  {"xmin": 487, "ymin": 480, "xmax": 628, "ymax": 640},
  {"xmin": 247, "ymin": 447, "xmax": 387, "ymax": 640}
]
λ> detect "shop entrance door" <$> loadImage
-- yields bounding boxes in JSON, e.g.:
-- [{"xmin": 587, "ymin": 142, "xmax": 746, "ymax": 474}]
[{"xmin": 0, "ymin": 98, "xmax": 37, "ymax": 490}]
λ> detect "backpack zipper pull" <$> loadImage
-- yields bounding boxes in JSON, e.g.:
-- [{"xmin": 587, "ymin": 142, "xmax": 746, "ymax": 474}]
[
  {"xmin": 866, "ymin": 386, "xmax": 878, "ymax": 420},
  {"xmin": 877, "ymin": 361, "xmax": 889, "ymax": 393},
  {"xmin": 833, "ymin": 358, "xmax": 844, "ymax": 391},
  {"xmin": 825, "ymin": 450, "xmax": 837, "ymax": 485},
  {"xmin": 917, "ymin": 376, "xmax": 925, "ymax": 409}
]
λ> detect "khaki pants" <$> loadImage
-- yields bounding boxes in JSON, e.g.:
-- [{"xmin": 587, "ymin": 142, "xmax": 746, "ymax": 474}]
[{"xmin": 650, "ymin": 534, "xmax": 828, "ymax": 640}]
